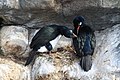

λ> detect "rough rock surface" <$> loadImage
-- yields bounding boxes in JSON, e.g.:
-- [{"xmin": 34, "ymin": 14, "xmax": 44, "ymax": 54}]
[
  {"xmin": 0, "ymin": 57, "xmax": 30, "ymax": 80},
  {"xmin": 0, "ymin": 0, "xmax": 120, "ymax": 80},
  {"xmin": 31, "ymin": 24, "xmax": 120, "ymax": 80},
  {"xmin": 0, "ymin": 0, "xmax": 120, "ymax": 30},
  {"xmin": 0, "ymin": 24, "xmax": 120, "ymax": 80},
  {"xmin": 1, "ymin": 26, "xmax": 28, "ymax": 55}
]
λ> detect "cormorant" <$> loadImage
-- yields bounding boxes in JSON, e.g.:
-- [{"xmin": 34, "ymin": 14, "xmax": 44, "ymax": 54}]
[
  {"xmin": 72, "ymin": 16, "xmax": 96, "ymax": 71},
  {"xmin": 25, "ymin": 24, "xmax": 77, "ymax": 66}
]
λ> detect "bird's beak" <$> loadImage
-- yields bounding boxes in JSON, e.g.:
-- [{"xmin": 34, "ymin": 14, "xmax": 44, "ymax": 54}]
[
  {"xmin": 72, "ymin": 33, "xmax": 77, "ymax": 37},
  {"xmin": 70, "ymin": 30, "xmax": 77, "ymax": 38},
  {"xmin": 77, "ymin": 25, "xmax": 80, "ymax": 34}
]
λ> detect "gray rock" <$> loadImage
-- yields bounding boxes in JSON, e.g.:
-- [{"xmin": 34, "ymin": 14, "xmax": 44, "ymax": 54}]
[
  {"xmin": 0, "ymin": 0, "xmax": 120, "ymax": 31},
  {"xmin": 0, "ymin": 58, "xmax": 30, "ymax": 80},
  {"xmin": 0, "ymin": 0, "xmax": 120, "ymax": 80},
  {"xmin": 1, "ymin": 26, "xmax": 28, "ymax": 56}
]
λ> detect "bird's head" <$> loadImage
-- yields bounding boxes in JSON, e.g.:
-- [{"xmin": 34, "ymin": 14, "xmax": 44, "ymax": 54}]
[
  {"xmin": 73, "ymin": 16, "xmax": 85, "ymax": 34},
  {"xmin": 60, "ymin": 26, "xmax": 77, "ymax": 38}
]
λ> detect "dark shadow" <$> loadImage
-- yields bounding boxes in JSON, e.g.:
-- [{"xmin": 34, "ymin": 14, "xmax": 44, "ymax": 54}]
[{"xmin": 60, "ymin": 6, "xmax": 120, "ymax": 31}]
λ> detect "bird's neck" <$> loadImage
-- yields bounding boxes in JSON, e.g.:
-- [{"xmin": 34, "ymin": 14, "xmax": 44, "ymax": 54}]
[{"xmin": 73, "ymin": 28, "xmax": 78, "ymax": 35}]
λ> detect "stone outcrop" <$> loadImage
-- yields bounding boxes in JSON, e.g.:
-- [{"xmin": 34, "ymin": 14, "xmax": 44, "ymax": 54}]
[
  {"xmin": 0, "ymin": 58, "xmax": 30, "ymax": 80},
  {"xmin": 0, "ymin": 0, "xmax": 120, "ymax": 30},
  {"xmin": 0, "ymin": 0, "xmax": 120, "ymax": 80},
  {"xmin": 0, "ymin": 24, "xmax": 120, "ymax": 80},
  {"xmin": 1, "ymin": 26, "xmax": 28, "ymax": 56}
]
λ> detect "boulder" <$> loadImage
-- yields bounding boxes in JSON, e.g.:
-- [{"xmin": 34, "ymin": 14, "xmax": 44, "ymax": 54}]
[{"xmin": 1, "ymin": 26, "xmax": 28, "ymax": 56}]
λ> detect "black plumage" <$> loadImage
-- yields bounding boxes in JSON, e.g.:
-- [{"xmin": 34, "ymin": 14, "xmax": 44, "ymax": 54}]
[
  {"xmin": 72, "ymin": 16, "xmax": 96, "ymax": 71},
  {"xmin": 25, "ymin": 24, "xmax": 76, "ymax": 66},
  {"xmin": 0, "ymin": 17, "xmax": 4, "ymax": 28}
]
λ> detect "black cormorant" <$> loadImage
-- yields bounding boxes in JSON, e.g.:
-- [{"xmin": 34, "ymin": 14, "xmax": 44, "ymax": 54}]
[
  {"xmin": 72, "ymin": 16, "xmax": 96, "ymax": 71},
  {"xmin": 25, "ymin": 24, "xmax": 77, "ymax": 66}
]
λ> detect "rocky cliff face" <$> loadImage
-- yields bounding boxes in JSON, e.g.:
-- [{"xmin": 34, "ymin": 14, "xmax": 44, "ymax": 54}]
[
  {"xmin": 0, "ymin": 0, "xmax": 120, "ymax": 80},
  {"xmin": 0, "ymin": 0, "xmax": 120, "ymax": 30}
]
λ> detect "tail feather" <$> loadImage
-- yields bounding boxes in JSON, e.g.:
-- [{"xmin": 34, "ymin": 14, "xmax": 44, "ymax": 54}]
[
  {"xmin": 25, "ymin": 50, "xmax": 36, "ymax": 66},
  {"xmin": 80, "ymin": 55, "xmax": 92, "ymax": 71}
]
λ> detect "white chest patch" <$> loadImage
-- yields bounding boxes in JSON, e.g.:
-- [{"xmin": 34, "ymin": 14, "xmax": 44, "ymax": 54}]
[{"xmin": 38, "ymin": 35, "xmax": 62, "ymax": 52}]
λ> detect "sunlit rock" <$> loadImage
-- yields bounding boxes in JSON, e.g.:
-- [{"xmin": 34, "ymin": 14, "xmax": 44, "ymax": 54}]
[
  {"xmin": 0, "ymin": 58, "xmax": 30, "ymax": 80},
  {"xmin": 1, "ymin": 26, "xmax": 28, "ymax": 56},
  {"xmin": 31, "ymin": 56, "xmax": 56, "ymax": 80}
]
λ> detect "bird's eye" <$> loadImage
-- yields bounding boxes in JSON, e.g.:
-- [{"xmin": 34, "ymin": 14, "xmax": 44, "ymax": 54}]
[{"xmin": 79, "ymin": 22, "xmax": 82, "ymax": 26}]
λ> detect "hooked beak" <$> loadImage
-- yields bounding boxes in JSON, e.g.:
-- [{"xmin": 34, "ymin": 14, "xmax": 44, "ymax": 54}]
[
  {"xmin": 77, "ymin": 22, "xmax": 82, "ymax": 34},
  {"xmin": 72, "ymin": 32, "xmax": 77, "ymax": 37},
  {"xmin": 77, "ymin": 25, "xmax": 80, "ymax": 34},
  {"xmin": 70, "ymin": 30, "xmax": 77, "ymax": 38}
]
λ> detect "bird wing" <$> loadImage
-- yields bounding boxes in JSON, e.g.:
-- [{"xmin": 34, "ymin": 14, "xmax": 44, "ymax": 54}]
[
  {"xmin": 30, "ymin": 26, "xmax": 59, "ymax": 49},
  {"xmin": 90, "ymin": 32, "xmax": 96, "ymax": 53},
  {"xmin": 74, "ymin": 31, "xmax": 95, "ymax": 56},
  {"xmin": 81, "ymin": 31, "xmax": 96, "ymax": 55}
]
